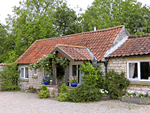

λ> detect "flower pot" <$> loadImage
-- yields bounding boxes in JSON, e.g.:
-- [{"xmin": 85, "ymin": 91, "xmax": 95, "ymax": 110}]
[
  {"xmin": 100, "ymin": 95, "xmax": 110, "ymax": 101},
  {"xmin": 44, "ymin": 81, "xmax": 50, "ymax": 85},
  {"xmin": 71, "ymin": 83, "xmax": 78, "ymax": 87}
]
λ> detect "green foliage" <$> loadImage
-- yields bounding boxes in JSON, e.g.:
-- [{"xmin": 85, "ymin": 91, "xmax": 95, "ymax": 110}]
[
  {"xmin": 38, "ymin": 86, "xmax": 49, "ymax": 99},
  {"xmin": 69, "ymin": 76, "xmax": 77, "ymax": 83},
  {"xmin": 28, "ymin": 85, "xmax": 36, "ymax": 91},
  {"xmin": 54, "ymin": 2, "xmax": 82, "ymax": 36},
  {"xmin": 0, "ymin": 0, "xmax": 81, "ymax": 63},
  {"xmin": 0, "ymin": 62, "xmax": 19, "ymax": 91},
  {"xmin": 60, "ymin": 83, "xmax": 68, "ymax": 93},
  {"xmin": 80, "ymin": 62, "xmax": 104, "ymax": 88},
  {"xmin": 43, "ymin": 77, "xmax": 50, "ymax": 82},
  {"xmin": 80, "ymin": 62, "xmax": 101, "ymax": 75},
  {"xmin": 40, "ymin": 86, "xmax": 48, "ymax": 91},
  {"xmin": 81, "ymin": 0, "xmax": 150, "ymax": 36},
  {"xmin": 105, "ymin": 70, "xmax": 130, "ymax": 99},
  {"xmin": 38, "ymin": 90, "xmax": 50, "ymax": 99},
  {"xmin": 67, "ymin": 84, "xmax": 100, "ymax": 102},
  {"xmin": 57, "ymin": 83, "xmax": 68, "ymax": 101},
  {"xmin": 30, "ymin": 53, "xmax": 69, "ymax": 78},
  {"xmin": 58, "ymin": 92, "xmax": 69, "ymax": 101}
]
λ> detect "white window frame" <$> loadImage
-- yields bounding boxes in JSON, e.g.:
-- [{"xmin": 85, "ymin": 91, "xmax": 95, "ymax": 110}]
[
  {"xmin": 20, "ymin": 66, "xmax": 29, "ymax": 79},
  {"xmin": 33, "ymin": 69, "xmax": 38, "ymax": 75},
  {"xmin": 127, "ymin": 60, "xmax": 150, "ymax": 81},
  {"xmin": 69, "ymin": 61, "xmax": 84, "ymax": 85}
]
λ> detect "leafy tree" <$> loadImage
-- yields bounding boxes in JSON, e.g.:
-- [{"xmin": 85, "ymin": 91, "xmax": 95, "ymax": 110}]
[
  {"xmin": 81, "ymin": 0, "xmax": 150, "ymax": 35},
  {"xmin": 5, "ymin": 0, "xmax": 56, "ymax": 61},
  {"xmin": 53, "ymin": 2, "xmax": 82, "ymax": 36}
]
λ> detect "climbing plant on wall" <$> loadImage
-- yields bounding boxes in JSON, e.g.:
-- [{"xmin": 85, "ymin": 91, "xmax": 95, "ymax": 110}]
[{"xmin": 30, "ymin": 53, "xmax": 69, "ymax": 79}]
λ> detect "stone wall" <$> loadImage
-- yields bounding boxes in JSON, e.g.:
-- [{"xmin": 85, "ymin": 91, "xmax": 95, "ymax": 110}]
[
  {"xmin": 107, "ymin": 57, "xmax": 127, "ymax": 75},
  {"xmin": 18, "ymin": 65, "xmax": 44, "ymax": 90},
  {"xmin": 128, "ymin": 84, "xmax": 150, "ymax": 95}
]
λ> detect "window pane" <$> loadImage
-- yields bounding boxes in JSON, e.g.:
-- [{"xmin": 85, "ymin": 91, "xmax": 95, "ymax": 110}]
[
  {"xmin": 78, "ymin": 65, "xmax": 81, "ymax": 83},
  {"xmin": 34, "ymin": 69, "xmax": 37, "ymax": 75},
  {"xmin": 129, "ymin": 63, "xmax": 138, "ymax": 79},
  {"xmin": 72, "ymin": 65, "xmax": 76, "ymax": 76},
  {"xmin": 25, "ymin": 67, "xmax": 28, "ymax": 78},
  {"xmin": 21, "ymin": 68, "xmax": 24, "ymax": 77},
  {"xmin": 140, "ymin": 62, "xmax": 150, "ymax": 79}
]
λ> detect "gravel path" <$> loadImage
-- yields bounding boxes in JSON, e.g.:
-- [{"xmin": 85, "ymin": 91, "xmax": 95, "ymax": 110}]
[{"xmin": 0, "ymin": 91, "xmax": 149, "ymax": 113}]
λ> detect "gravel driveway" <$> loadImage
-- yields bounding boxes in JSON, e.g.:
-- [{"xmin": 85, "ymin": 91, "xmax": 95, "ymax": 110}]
[{"xmin": 0, "ymin": 91, "xmax": 149, "ymax": 113}]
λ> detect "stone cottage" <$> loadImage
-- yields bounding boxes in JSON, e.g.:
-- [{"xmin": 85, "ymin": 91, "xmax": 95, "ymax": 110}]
[{"xmin": 16, "ymin": 25, "xmax": 150, "ymax": 93}]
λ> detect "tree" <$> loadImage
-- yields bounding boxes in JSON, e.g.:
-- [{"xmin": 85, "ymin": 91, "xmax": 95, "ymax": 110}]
[
  {"xmin": 5, "ymin": 0, "xmax": 56, "ymax": 61},
  {"xmin": 53, "ymin": 2, "xmax": 82, "ymax": 36},
  {"xmin": 81, "ymin": 0, "xmax": 150, "ymax": 36}
]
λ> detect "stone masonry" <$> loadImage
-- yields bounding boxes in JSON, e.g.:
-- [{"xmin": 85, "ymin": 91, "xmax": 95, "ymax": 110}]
[
  {"xmin": 18, "ymin": 65, "xmax": 44, "ymax": 90},
  {"xmin": 107, "ymin": 57, "xmax": 127, "ymax": 75}
]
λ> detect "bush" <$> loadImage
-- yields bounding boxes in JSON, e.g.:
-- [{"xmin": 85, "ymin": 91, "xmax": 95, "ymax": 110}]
[
  {"xmin": 0, "ymin": 63, "xmax": 19, "ymax": 91},
  {"xmin": 58, "ymin": 92, "xmax": 69, "ymax": 101},
  {"xmin": 38, "ymin": 86, "xmax": 49, "ymax": 99},
  {"xmin": 67, "ymin": 84, "xmax": 100, "ymax": 102},
  {"xmin": 60, "ymin": 83, "xmax": 68, "ymax": 93},
  {"xmin": 40, "ymin": 86, "xmax": 47, "ymax": 91},
  {"xmin": 105, "ymin": 70, "xmax": 130, "ymax": 99},
  {"xmin": 80, "ymin": 62, "xmax": 103, "ymax": 87}
]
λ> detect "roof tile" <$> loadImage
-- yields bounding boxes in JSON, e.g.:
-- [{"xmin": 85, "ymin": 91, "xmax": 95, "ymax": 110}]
[
  {"xmin": 18, "ymin": 25, "xmax": 124, "ymax": 64},
  {"xmin": 108, "ymin": 37, "xmax": 150, "ymax": 57}
]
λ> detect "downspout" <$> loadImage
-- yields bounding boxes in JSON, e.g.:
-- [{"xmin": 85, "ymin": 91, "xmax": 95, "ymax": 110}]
[{"xmin": 97, "ymin": 58, "xmax": 109, "ymax": 75}]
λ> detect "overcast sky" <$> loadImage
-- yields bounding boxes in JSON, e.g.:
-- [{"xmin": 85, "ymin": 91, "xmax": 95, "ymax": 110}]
[{"xmin": 0, "ymin": 0, "xmax": 150, "ymax": 24}]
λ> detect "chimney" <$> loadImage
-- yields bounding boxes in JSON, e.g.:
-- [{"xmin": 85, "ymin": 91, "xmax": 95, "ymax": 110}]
[{"xmin": 94, "ymin": 26, "xmax": 96, "ymax": 31}]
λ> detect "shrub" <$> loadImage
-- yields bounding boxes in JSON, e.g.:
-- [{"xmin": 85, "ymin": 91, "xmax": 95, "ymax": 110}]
[
  {"xmin": 38, "ymin": 90, "xmax": 50, "ymax": 99},
  {"xmin": 40, "ymin": 86, "xmax": 47, "ymax": 91},
  {"xmin": 60, "ymin": 83, "xmax": 68, "ymax": 93},
  {"xmin": 67, "ymin": 84, "xmax": 100, "ymax": 102},
  {"xmin": 105, "ymin": 70, "xmax": 130, "ymax": 99},
  {"xmin": 38, "ymin": 86, "xmax": 49, "ymax": 99},
  {"xmin": 80, "ymin": 62, "xmax": 103, "ymax": 87},
  {"xmin": 0, "ymin": 62, "xmax": 19, "ymax": 91},
  {"xmin": 58, "ymin": 93, "xmax": 69, "ymax": 101}
]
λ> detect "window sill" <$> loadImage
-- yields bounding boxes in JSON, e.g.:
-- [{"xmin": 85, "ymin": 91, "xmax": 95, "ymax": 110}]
[
  {"xmin": 130, "ymin": 81, "xmax": 150, "ymax": 86},
  {"xmin": 19, "ymin": 78, "xmax": 29, "ymax": 82}
]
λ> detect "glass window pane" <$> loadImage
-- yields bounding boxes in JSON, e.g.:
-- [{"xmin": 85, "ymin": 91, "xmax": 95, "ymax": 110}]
[
  {"xmin": 34, "ymin": 69, "xmax": 37, "ymax": 75},
  {"xmin": 129, "ymin": 63, "xmax": 138, "ymax": 79},
  {"xmin": 21, "ymin": 68, "xmax": 24, "ymax": 78},
  {"xmin": 72, "ymin": 65, "xmax": 76, "ymax": 76},
  {"xmin": 140, "ymin": 62, "xmax": 150, "ymax": 79},
  {"xmin": 25, "ymin": 67, "xmax": 28, "ymax": 78}
]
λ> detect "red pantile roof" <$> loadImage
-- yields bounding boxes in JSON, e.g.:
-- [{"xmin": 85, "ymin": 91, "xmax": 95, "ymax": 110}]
[
  {"xmin": 108, "ymin": 37, "xmax": 150, "ymax": 57},
  {"xmin": 17, "ymin": 25, "xmax": 124, "ymax": 64},
  {"xmin": 52, "ymin": 44, "xmax": 93, "ymax": 61}
]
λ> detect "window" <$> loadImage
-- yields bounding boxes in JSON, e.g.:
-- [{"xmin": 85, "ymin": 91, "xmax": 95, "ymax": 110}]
[
  {"xmin": 33, "ymin": 69, "xmax": 38, "ymax": 75},
  {"xmin": 20, "ymin": 67, "xmax": 28, "ymax": 79},
  {"xmin": 72, "ymin": 65, "xmax": 81, "ymax": 83},
  {"xmin": 127, "ymin": 61, "xmax": 150, "ymax": 81}
]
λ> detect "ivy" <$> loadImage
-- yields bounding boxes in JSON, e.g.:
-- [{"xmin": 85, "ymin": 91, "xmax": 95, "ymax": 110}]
[{"xmin": 30, "ymin": 53, "xmax": 69, "ymax": 78}]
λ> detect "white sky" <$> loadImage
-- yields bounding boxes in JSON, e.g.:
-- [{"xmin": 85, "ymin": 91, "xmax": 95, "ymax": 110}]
[{"xmin": 0, "ymin": 0, "xmax": 150, "ymax": 24}]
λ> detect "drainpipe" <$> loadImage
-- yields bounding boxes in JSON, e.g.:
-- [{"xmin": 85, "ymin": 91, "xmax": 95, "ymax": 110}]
[{"xmin": 97, "ymin": 58, "xmax": 109, "ymax": 75}]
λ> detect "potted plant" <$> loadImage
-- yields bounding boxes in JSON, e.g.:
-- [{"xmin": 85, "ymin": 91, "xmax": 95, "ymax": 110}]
[
  {"xmin": 69, "ymin": 76, "xmax": 78, "ymax": 87},
  {"xmin": 43, "ymin": 77, "xmax": 50, "ymax": 85},
  {"xmin": 27, "ymin": 85, "xmax": 36, "ymax": 93},
  {"xmin": 100, "ymin": 89, "xmax": 110, "ymax": 100}
]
